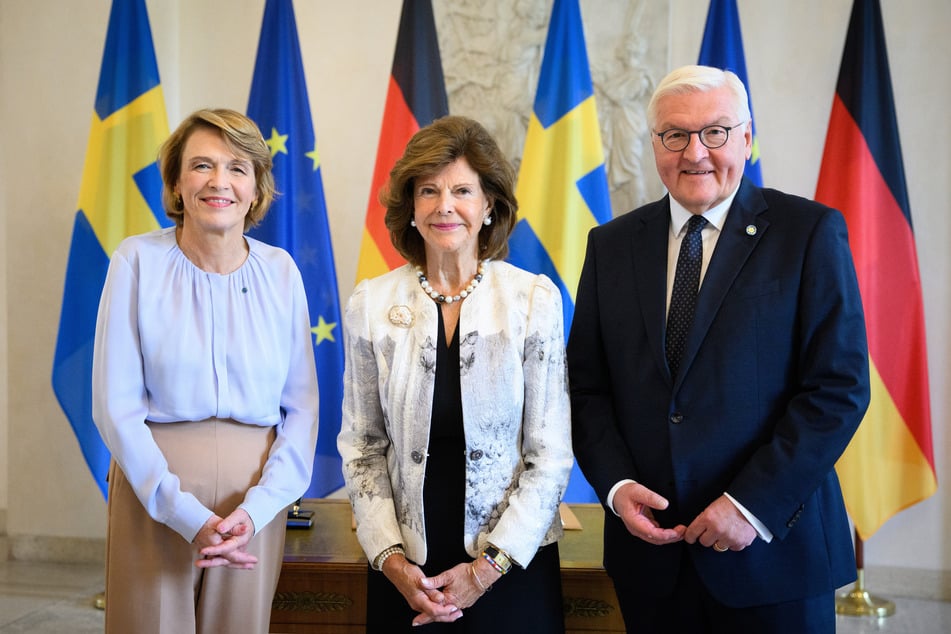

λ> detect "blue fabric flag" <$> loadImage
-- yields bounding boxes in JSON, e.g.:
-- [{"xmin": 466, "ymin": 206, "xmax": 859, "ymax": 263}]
[
  {"xmin": 52, "ymin": 0, "xmax": 170, "ymax": 497},
  {"xmin": 510, "ymin": 0, "xmax": 611, "ymax": 503},
  {"xmin": 698, "ymin": 0, "xmax": 763, "ymax": 185},
  {"xmin": 247, "ymin": 0, "xmax": 345, "ymax": 498}
]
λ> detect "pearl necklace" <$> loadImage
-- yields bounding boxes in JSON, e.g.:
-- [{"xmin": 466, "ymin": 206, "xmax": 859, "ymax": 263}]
[{"xmin": 416, "ymin": 261, "xmax": 486, "ymax": 304}]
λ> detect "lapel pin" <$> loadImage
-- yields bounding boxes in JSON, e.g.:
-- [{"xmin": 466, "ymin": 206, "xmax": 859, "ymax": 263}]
[{"xmin": 745, "ymin": 224, "xmax": 757, "ymax": 236}]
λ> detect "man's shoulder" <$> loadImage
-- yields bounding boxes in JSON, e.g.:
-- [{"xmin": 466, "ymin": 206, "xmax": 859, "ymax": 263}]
[
  {"xmin": 757, "ymin": 186, "xmax": 835, "ymax": 219},
  {"xmin": 592, "ymin": 197, "xmax": 667, "ymax": 236}
]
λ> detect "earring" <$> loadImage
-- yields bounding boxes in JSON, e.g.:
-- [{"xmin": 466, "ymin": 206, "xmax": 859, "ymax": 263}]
[
  {"xmin": 410, "ymin": 220, "xmax": 416, "ymax": 227},
  {"xmin": 483, "ymin": 215, "xmax": 492, "ymax": 226},
  {"xmin": 175, "ymin": 194, "xmax": 184, "ymax": 211}
]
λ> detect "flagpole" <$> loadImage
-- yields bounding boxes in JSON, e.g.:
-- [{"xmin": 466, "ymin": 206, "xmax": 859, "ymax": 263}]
[{"xmin": 835, "ymin": 530, "xmax": 895, "ymax": 617}]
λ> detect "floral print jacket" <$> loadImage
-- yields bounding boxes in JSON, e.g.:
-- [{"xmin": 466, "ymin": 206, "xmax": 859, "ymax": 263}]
[{"xmin": 337, "ymin": 261, "xmax": 573, "ymax": 568}]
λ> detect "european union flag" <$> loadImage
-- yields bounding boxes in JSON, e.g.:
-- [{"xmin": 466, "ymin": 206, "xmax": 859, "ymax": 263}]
[
  {"xmin": 698, "ymin": 0, "xmax": 763, "ymax": 185},
  {"xmin": 51, "ymin": 0, "xmax": 170, "ymax": 497},
  {"xmin": 247, "ymin": 0, "xmax": 345, "ymax": 497},
  {"xmin": 509, "ymin": 0, "xmax": 610, "ymax": 503}
]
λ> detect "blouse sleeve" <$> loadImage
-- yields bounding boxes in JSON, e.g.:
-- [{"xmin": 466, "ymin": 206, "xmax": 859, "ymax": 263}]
[
  {"xmin": 92, "ymin": 250, "xmax": 212, "ymax": 541},
  {"xmin": 238, "ymin": 263, "xmax": 320, "ymax": 532}
]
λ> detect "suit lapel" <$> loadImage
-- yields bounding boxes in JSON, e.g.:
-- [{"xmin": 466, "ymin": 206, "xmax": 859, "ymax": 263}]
[{"xmin": 677, "ymin": 181, "xmax": 769, "ymax": 387}]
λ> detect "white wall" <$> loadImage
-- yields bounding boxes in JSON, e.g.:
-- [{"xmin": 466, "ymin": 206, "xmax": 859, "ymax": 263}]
[{"xmin": 0, "ymin": 0, "xmax": 948, "ymax": 583}]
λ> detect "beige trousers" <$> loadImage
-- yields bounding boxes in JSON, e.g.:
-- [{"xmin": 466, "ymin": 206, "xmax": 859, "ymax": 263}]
[{"xmin": 104, "ymin": 419, "xmax": 287, "ymax": 634}]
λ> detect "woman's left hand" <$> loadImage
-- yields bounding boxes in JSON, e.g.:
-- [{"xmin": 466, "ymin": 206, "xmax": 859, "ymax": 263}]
[
  {"xmin": 194, "ymin": 508, "xmax": 258, "ymax": 569},
  {"xmin": 412, "ymin": 559, "xmax": 501, "ymax": 626}
]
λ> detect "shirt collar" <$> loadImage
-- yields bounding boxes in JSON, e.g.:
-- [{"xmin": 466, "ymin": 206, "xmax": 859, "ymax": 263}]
[{"xmin": 668, "ymin": 185, "xmax": 740, "ymax": 237}]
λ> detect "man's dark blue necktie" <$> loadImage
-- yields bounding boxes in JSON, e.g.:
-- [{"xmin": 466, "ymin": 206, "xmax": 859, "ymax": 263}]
[{"xmin": 666, "ymin": 214, "xmax": 707, "ymax": 379}]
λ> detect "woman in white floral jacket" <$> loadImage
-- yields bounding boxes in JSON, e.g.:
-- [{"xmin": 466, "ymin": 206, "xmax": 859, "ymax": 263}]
[{"xmin": 338, "ymin": 116, "xmax": 572, "ymax": 632}]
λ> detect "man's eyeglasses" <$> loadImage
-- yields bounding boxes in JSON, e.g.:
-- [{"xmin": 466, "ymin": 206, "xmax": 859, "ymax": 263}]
[{"xmin": 654, "ymin": 122, "xmax": 746, "ymax": 152}]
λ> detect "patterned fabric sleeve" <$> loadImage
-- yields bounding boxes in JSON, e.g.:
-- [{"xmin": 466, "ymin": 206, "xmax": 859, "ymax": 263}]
[{"xmin": 337, "ymin": 280, "xmax": 405, "ymax": 561}]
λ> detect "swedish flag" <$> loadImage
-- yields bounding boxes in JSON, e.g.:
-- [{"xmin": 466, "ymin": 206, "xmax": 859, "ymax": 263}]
[
  {"xmin": 509, "ymin": 0, "xmax": 610, "ymax": 503},
  {"xmin": 247, "ymin": 0, "xmax": 345, "ymax": 497},
  {"xmin": 51, "ymin": 0, "xmax": 170, "ymax": 497}
]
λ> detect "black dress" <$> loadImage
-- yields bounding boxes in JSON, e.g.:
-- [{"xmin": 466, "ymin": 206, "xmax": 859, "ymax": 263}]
[{"xmin": 366, "ymin": 308, "xmax": 565, "ymax": 633}]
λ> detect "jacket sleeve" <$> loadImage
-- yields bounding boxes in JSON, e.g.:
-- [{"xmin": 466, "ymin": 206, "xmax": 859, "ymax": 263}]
[
  {"xmin": 487, "ymin": 274, "xmax": 574, "ymax": 566},
  {"xmin": 727, "ymin": 208, "xmax": 870, "ymax": 539},
  {"xmin": 337, "ymin": 281, "xmax": 404, "ymax": 562},
  {"xmin": 567, "ymin": 231, "xmax": 642, "ymax": 503}
]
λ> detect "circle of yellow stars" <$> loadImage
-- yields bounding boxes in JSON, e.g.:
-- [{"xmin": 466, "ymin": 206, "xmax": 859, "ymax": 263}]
[
  {"xmin": 263, "ymin": 126, "xmax": 334, "ymax": 347},
  {"xmin": 266, "ymin": 126, "xmax": 321, "ymax": 170}
]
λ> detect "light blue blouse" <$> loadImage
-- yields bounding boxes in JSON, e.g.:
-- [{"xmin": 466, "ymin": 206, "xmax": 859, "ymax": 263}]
[{"xmin": 92, "ymin": 227, "xmax": 319, "ymax": 541}]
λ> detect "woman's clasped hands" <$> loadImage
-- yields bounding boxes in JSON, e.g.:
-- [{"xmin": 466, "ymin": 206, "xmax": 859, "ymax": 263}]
[
  {"xmin": 193, "ymin": 508, "xmax": 258, "ymax": 569},
  {"xmin": 383, "ymin": 554, "xmax": 500, "ymax": 626}
]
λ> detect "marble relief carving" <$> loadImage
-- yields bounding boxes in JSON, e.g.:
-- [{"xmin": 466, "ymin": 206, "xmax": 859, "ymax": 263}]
[{"xmin": 433, "ymin": 0, "xmax": 668, "ymax": 217}]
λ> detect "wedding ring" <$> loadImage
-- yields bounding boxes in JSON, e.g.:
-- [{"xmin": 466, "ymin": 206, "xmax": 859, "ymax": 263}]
[{"xmin": 713, "ymin": 542, "xmax": 728, "ymax": 552}]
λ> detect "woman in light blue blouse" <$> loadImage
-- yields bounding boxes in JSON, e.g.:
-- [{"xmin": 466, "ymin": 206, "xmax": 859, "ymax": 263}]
[{"xmin": 92, "ymin": 108, "xmax": 319, "ymax": 634}]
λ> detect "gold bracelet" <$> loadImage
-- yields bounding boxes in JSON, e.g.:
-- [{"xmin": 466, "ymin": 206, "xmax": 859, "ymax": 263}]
[{"xmin": 469, "ymin": 561, "xmax": 491, "ymax": 593}]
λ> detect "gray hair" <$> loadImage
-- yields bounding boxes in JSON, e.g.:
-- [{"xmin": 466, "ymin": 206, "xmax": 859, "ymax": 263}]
[{"xmin": 647, "ymin": 65, "xmax": 751, "ymax": 130}]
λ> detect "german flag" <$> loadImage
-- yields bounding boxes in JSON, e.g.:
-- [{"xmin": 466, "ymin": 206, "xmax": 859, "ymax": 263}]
[
  {"xmin": 815, "ymin": 0, "xmax": 936, "ymax": 541},
  {"xmin": 354, "ymin": 0, "xmax": 448, "ymax": 283}
]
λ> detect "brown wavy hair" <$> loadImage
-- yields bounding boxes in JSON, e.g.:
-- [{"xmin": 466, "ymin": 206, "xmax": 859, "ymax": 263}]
[{"xmin": 381, "ymin": 115, "xmax": 518, "ymax": 267}]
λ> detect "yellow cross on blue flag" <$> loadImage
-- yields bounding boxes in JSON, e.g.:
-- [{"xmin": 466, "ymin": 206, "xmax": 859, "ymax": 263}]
[
  {"xmin": 247, "ymin": 0, "xmax": 345, "ymax": 497},
  {"xmin": 51, "ymin": 0, "xmax": 170, "ymax": 497},
  {"xmin": 509, "ymin": 0, "xmax": 611, "ymax": 503}
]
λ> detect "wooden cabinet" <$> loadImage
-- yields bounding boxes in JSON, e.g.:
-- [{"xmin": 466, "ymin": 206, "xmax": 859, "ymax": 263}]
[{"xmin": 269, "ymin": 499, "xmax": 623, "ymax": 633}]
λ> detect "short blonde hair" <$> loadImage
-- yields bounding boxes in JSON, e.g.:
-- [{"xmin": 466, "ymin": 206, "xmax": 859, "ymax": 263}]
[{"xmin": 159, "ymin": 108, "xmax": 276, "ymax": 231}]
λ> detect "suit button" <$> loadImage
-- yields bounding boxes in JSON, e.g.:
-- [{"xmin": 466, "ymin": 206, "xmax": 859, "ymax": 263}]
[
  {"xmin": 669, "ymin": 412, "xmax": 684, "ymax": 424},
  {"xmin": 469, "ymin": 449, "xmax": 484, "ymax": 460},
  {"xmin": 411, "ymin": 450, "xmax": 424, "ymax": 464},
  {"xmin": 787, "ymin": 504, "xmax": 804, "ymax": 527}
]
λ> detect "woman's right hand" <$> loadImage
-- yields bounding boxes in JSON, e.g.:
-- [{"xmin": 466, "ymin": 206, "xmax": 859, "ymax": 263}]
[
  {"xmin": 382, "ymin": 554, "xmax": 463, "ymax": 625},
  {"xmin": 193, "ymin": 511, "xmax": 258, "ymax": 569},
  {"xmin": 412, "ymin": 559, "xmax": 499, "ymax": 626}
]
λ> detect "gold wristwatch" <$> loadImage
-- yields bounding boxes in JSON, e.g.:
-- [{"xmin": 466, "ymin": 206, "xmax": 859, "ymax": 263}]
[{"xmin": 481, "ymin": 544, "xmax": 513, "ymax": 574}]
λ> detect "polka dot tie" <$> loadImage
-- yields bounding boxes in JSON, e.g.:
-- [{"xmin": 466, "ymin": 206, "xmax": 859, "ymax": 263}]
[{"xmin": 666, "ymin": 215, "xmax": 707, "ymax": 379}]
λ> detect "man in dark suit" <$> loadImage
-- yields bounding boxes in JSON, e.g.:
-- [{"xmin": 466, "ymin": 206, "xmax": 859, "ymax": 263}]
[{"xmin": 567, "ymin": 65, "xmax": 870, "ymax": 633}]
